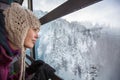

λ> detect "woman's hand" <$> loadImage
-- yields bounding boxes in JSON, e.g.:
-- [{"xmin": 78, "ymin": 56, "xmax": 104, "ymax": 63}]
[{"xmin": 26, "ymin": 60, "xmax": 44, "ymax": 75}]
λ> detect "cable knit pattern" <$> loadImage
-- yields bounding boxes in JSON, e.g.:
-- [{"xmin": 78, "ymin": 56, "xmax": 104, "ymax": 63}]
[{"xmin": 3, "ymin": 2, "xmax": 40, "ymax": 80}]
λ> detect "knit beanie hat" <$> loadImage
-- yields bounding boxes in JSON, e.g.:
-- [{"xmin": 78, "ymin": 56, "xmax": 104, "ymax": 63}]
[{"xmin": 3, "ymin": 2, "xmax": 40, "ymax": 80}]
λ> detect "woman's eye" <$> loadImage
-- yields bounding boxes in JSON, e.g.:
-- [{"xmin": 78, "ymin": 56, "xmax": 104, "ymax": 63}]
[
  {"xmin": 33, "ymin": 28, "xmax": 40, "ymax": 32},
  {"xmin": 33, "ymin": 28, "xmax": 37, "ymax": 31}
]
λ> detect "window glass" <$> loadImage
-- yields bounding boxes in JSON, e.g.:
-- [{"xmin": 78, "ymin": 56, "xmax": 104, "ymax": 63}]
[{"xmin": 23, "ymin": 0, "xmax": 120, "ymax": 80}]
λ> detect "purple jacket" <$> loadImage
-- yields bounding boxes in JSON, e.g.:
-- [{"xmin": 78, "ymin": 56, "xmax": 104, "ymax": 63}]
[{"xmin": 0, "ymin": 44, "xmax": 20, "ymax": 80}]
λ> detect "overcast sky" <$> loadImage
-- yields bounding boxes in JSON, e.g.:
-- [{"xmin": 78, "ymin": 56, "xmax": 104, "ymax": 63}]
[{"xmin": 23, "ymin": 0, "xmax": 120, "ymax": 28}]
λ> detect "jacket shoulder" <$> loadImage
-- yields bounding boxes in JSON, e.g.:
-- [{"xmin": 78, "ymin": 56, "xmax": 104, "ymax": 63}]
[{"xmin": 0, "ymin": 45, "xmax": 12, "ymax": 66}]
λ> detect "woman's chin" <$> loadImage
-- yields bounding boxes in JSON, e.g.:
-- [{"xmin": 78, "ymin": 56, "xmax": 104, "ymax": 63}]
[{"xmin": 24, "ymin": 44, "xmax": 34, "ymax": 49}]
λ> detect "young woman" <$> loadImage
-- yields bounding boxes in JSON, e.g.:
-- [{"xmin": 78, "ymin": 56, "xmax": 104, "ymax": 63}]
[{"xmin": 0, "ymin": 2, "xmax": 40, "ymax": 80}]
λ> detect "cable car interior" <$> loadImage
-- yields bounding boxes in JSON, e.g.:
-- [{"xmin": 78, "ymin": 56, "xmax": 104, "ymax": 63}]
[{"xmin": 1, "ymin": 0, "xmax": 111, "ymax": 80}]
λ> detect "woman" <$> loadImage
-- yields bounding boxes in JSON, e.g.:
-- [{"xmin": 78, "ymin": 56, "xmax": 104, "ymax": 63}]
[{"xmin": 0, "ymin": 2, "xmax": 40, "ymax": 80}]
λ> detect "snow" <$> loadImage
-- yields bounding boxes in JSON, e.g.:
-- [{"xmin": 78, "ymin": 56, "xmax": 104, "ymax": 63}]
[{"xmin": 32, "ymin": 10, "xmax": 120, "ymax": 80}]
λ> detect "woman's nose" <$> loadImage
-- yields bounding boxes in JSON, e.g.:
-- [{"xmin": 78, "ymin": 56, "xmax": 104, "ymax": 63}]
[{"xmin": 35, "ymin": 33, "xmax": 39, "ymax": 39}]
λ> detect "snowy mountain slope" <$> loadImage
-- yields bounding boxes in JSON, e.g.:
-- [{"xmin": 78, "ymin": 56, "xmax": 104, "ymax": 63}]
[{"xmin": 34, "ymin": 10, "xmax": 120, "ymax": 80}]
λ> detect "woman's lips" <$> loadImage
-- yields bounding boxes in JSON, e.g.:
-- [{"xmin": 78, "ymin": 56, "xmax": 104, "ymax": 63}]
[{"xmin": 32, "ymin": 40, "xmax": 36, "ymax": 44}]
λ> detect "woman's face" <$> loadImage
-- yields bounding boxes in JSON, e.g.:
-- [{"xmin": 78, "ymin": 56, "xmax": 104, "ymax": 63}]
[{"xmin": 24, "ymin": 27, "xmax": 39, "ymax": 48}]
